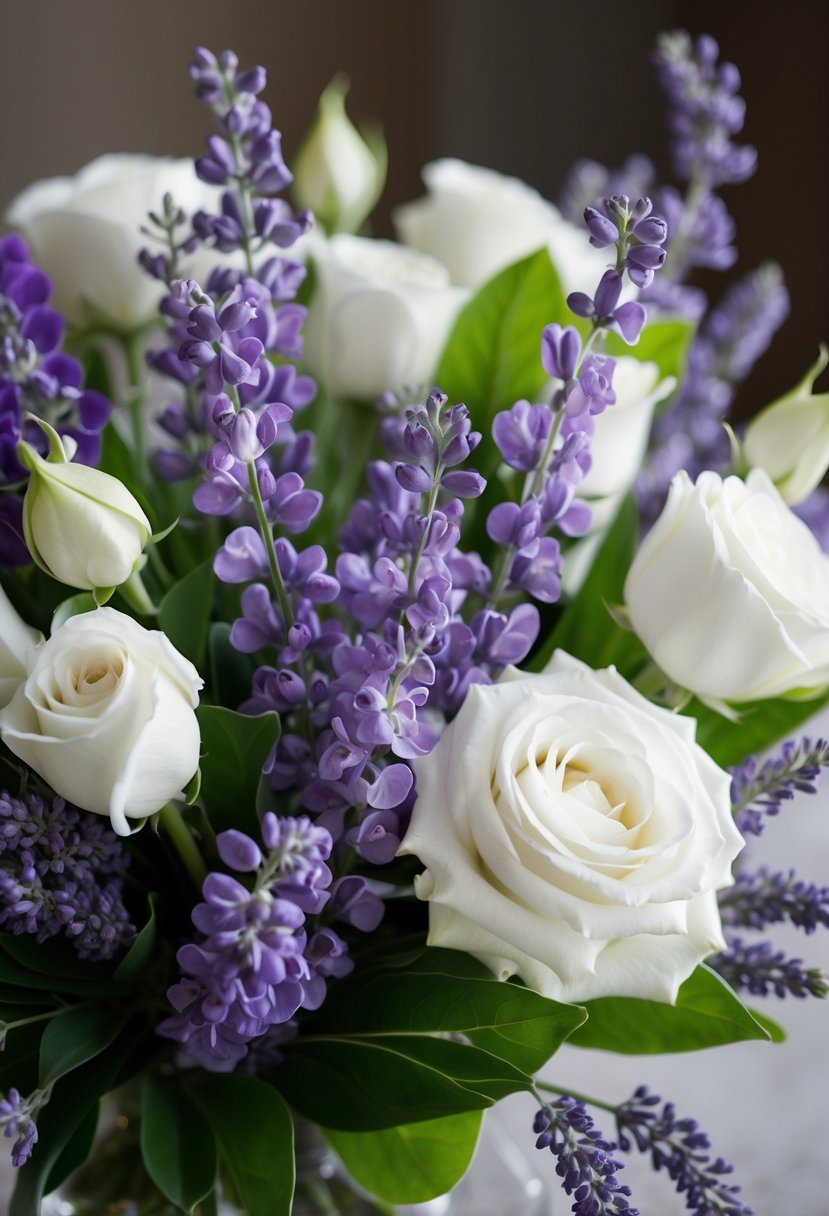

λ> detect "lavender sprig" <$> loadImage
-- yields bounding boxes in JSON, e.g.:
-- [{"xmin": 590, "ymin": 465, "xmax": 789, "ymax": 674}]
[
  {"xmin": 729, "ymin": 736, "xmax": 829, "ymax": 838},
  {"xmin": 533, "ymin": 1097, "xmax": 637, "ymax": 1215},
  {"xmin": 709, "ymin": 936, "xmax": 829, "ymax": 1000},
  {"xmin": 0, "ymin": 1086, "xmax": 46, "ymax": 1167},
  {"xmin": 719, "ymin": 868, "xmax": 829, "ymax": 935},
  {"xmin": 0, "ymin": 788, "xmax": 134, "ymax": 962},
  {"xmin": 617, "ymin": 1085, "xmax": 754, "ymax": 1216}
]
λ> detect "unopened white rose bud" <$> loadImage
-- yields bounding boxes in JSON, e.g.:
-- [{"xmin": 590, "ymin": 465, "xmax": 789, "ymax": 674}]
[
  {"xmin": 18, "ymin": 421, "xmax": 151, "ymax": 598},
  {"xmin": 293, "ymin": 77, "xmax": 386, "ymax": 235},
  {"xmin": 743, "ymin": 346, "xmax": 829, "ymax": 504}
]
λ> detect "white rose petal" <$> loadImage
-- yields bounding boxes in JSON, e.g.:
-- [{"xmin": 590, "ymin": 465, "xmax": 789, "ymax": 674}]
[
  {"xmin": 302, "ymin": 234, "xmax": 469, "ymax": 400},
  {"xmin": 625, "ymin": 469, "xmax": 829, "ymax": 703},
  {"xmin": 0, "ymin": 584, "xmax": 42, "ymax": 710},
  {"xmin": 400, "ymin": 651, "xmax": 743, "ymax": 1004},
  {"xmin": 393, "ymin": 159, "xmax": 608, "ymax": 294},
  {"xmin": 0, "ymin": 608, "xmax": 203, "ymax": 835}
]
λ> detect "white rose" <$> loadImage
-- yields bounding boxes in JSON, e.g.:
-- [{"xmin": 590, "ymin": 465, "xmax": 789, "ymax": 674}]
[
  {"xmin": 625, "ymin": 469, "xmax": 829, "ymax": 703},
  {"xmin": 393, "ymin": 159, "xmax": 608, "ymax": 293},
  {"xmin": 18, "ymin": 432, "xmax": 151, "ymax": 594},
  {"xmin": 400, "ymin": 650, "xmax": 742, "ymax": 1004},
  {"xmin": 302, "ymin": 234, "xmax": 469, "ymax": 400},
  {"xmin": 6, "ymin": 154, "xmax": 221, "ymax": 330},
  {"xmin": 743, "ymin": 346, "xmax": 829, "ymax": 505},
  {"xmin": 0, "ymin": 608, "xmax": 203, "ymax": 835},
  {"xmin": 293, "ymin": 77, "xmax": 386, "ymax": 235},
  {"xmin": 0, "ymin": 584, "xmax": 42, "ymax": 710}
]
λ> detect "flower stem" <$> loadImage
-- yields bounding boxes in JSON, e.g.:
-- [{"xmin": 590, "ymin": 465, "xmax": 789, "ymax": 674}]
[
  {"xmin": 158, "ymin": 801, "xmax": 206, "ymax": 889},
  {"xmin": 534, "ymin": 1079, "xmax": 619, "ymax": 1117}
]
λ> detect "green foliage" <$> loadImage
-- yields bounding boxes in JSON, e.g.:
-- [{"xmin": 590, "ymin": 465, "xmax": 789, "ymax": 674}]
[
  {"xmin": 113, "ymin": 894, "xmax": 157, "ymax": 984},
  {"xmin": 208, "ymin": 621, "xmax": 256, "ymax": 710},
  {"xmin": 689, "ymin": 691, "xmax": 829, "ymax": 768},
  {"xmin": 435, "ymin": 249, "xmax": 567, "ymax": 423},
  {"xmin": 39, "ymin": 1004, "xmax": 126, "ymax": 1087},
  {"xmin": 603, "ymin": 317, "xmax": 694, "ymax": 392},
  {"xmin": 158, "ymin": 558, "xmax": 215, "ymax": 669},
  {"xmin": 50, "ymin": 592, "xmax": 97, "ymax": 633},
  {"xmin": 141, "ymin": 1076, "xmax": 217, "ymax": 1213},
  {"xmin": 195, "ymin": 1075, "xmax": 295, "ymax": 1216},
  {"xmin": 196, "ymin": 705, "xmax": 279, "ymax": 836},
  {"xmin": 568, "ymin": 965, "xmax": 775, "ymax": 1054},
  {"xmin": 530, "ymin": 495, "xmax": 644, "ymax": 675},
  {"xmin": 325, "ymin": 1111, "xmax": 482, "ymax": 1204}
]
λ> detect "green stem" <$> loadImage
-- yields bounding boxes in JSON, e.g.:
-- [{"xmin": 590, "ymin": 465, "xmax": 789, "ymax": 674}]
[
  {"xmin": 158, "ymin": 801, "xmax": 207, "ymax": 889},
  {"xmin": 534, "ymin": 1079, "xmax": 619, "ymax": 1117},
  {"xmin": 117, "ymin": 568, "xmax": 158, "ymax": 617}
]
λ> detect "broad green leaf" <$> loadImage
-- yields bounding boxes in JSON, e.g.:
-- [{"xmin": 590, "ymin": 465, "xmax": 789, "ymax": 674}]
[
  {"xmin": 141, "ymin": 1076, "xmax": 217, "ymax": 1213},
  {"xmin": 113, "ymin": 894, "xmax": 157, "ymax": 984},
  {"xmin": 196, "ymin": 706, "xmax": 279, "ymax": 836},
  {"xmin": 45, "ymin": 1103, "xmax": 99, "ymax": 1195},
  {"xmin": 39, "ymin": 1003, "xmax": 125, "ymax": 1088},
  {"xmin": 11, "ymin": 1037, "xmax": 134, "ymax": 1216},
  {"xmin": 326, "ymin": 1111, "xmax": 482, "ymax": 1204},
  {"xmin": 568, "ymin": 965, "xmax": 773, "ymax": 1054},
  {"xmin": 195, "ymin": 1074, "xmax": 294, "ymax": 1216},
  {"xmin": 158, "ymin": 558, "xmax": 215, "ymax": 670},
  {"xmin": 208, "ymin": 620, "xmax": 257, "ymax": 711},
  {"xmin": 530, "ymin": 495, "xmax": 645, "ymax": 675},
  {"xmin": 747, "ymin": 1007, "xmax": 787, "ymax": 1043},
  {"xmin": 0, "ymin": 1017, "xmax": 47, "ymax": 1095},
  {"xmin": 690, "ymin": 691, "xmax": 829, "ymax": 769},
  {"xmin": 315, "ymin": 948, "xmax": 585, "ymax": 1075},
  {"xmin": 435, "ymin": 249, "xmax": 566, "ymax": 423},
  {"xmin": 0, "ymin": 935, "xmax": 120, "ymax": 996},
  {"xmin": 277, "ymin": 1033, "xmax": 531, "ymax": 1131},
  {"xmin": 603, "ymin": 317, "xmax": 694, "ymax": 390}
]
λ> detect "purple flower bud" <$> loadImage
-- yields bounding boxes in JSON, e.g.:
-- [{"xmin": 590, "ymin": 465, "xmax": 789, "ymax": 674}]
[
  {"xmin": 566, "ymin": 291, "xmax": 595, "ymax": 319},
  {"xmin": 632, "ymin": 215, "xmax": 668, "ymax": 244},
  {"xmin": 440, "ymin": 469, "xmax": 485, "ymax": 498},
  {"xmin": 228, "ymin": 408, "xmax": 264, "ymax": 462},
  {"xmin": 593, "ymin": 269, "xmax": 624, "ymax": 317},
  {"xmin": 541, "ymin": 324, "xmax": 581, "ymax": 381},
  {"xmin": 217, "ymin": 830, "xmax": 263, "ymax": 872},
  {"xmin": 394, "ymin": 463, "xmax": 433, "ymax": 494},
  {"xmin": 583, "ymin": 206, "xmax": 618, "ymax": 248},
  {"xmin": 626, "ymin": 243, "xmax": 668, "ymax": 271}
]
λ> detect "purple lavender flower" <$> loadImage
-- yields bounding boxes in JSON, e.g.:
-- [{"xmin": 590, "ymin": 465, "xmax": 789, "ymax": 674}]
[
  {"xmin": 729, "ymin": 736, "xmax": 829, "ymax": 838},
  {"xmin": 534, "ymin": 1097, "xmax": 637, "ymax": 1215},
  {"xmin": 0, "ymin": 1088, "xmax": 39, "ymax": 1167},
  {"xmin": 719, "ymin": 868, "xmax": 829, "ymax": 935},
  {"xmin": 709, "ymin": 937, "xmax": 829, "ymax": 1000},
  {"xmin": 616, "ymin": 1086, "xmax": 754, "ymax": 1215},
  {"xmin": 0, "ymin": 788, "xmax": 134, "ymax": 962}
]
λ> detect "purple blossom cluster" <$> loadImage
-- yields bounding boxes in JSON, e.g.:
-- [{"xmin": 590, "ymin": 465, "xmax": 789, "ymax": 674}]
[
  {"xmin": 0, "ymin": 788, "xmax": 134, "ymax": 962},
  {"xmin": 533, "ymin": 1097, "xmax": 637, "ymax": 1216},
  {"xmin": 0, "ymin": 236, "xmax": 112, "ymax": 564},
  {"xmin": 616, "ymin": 1086, "xmax": 754, "ymax": 1216},
  {"xmin": 719, "ymin": 868, "xmax": 829, "ymax": 936},
  {"xmin": 709, "ymin": 937, "xmax": 829, "ymax": 1001},
  {"xmin": 729, "ymin": 736, "xmax": 829, "ymax": 838},
  {"xmin": 0, "ymin": 1088, "xmax": 40, "ymax": 1168},
  {"xmin": 142, "ymin": 48, "xmax": 314, "ymax": 485},
  {"xmin": 158, "ymin": 814, "xmax": 379, "ymax": 1071}
]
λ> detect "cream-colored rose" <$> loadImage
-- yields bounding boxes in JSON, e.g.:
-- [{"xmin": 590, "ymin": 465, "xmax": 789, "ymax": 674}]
[
  {"xmin": 6, "ymin": 154, "xmax": 221, "ymax": 330},
  {"xmin": 0, "ymin": 584, "xmax": 42, "ymax": 710},
  {"xmin": 400, "ymin": 651, "xmax": 742, "ymax": 1004},
  {"xmin": 293, "ymin": 77, "xmax": 386, "ymax": 235},
  {"xmin": 393, "ymin": 159, "xmax": 608, "ymax": 293},
  {"xmin": 302, "ymin": 234, "xmax": 469, "ymax": 400},
  {"xmin": 18, "ymin": 434, "xmax": 151, "ymax": 595},
  {"xmin": 743, "ymin": 347, "xmax": 829, "ymax": 505},
  {"xmin": 0, "ymin": 609, "xmax": 202, "ymax": 835},
  {"xmin": 625, "ymin": 469, "xmax": 829, "ymax": 703}
]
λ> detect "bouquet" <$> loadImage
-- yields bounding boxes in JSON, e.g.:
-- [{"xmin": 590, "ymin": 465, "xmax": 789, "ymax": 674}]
[{"xmin": 0, "ymin": 28, "xmax": 827, "ymax": 1216}]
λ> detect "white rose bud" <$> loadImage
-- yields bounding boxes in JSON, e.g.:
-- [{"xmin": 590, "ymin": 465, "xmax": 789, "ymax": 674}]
[
  {"xmin": 625, "ymin": 469, "xmax": 829, "ymax": 704},
  {"xmin": 6, "ymin": 154, "xmax": 222, "ymax": 330},
  {"xmin": 0, "ymin": 584, "xmax": 42, "ymax": 710},
  {"xmin": 293, "ymin": 77, "xmax": 386, "ymax": 235},
  {"xmin": 743, "ymin": 346, "xmax": 829, "ymax": 504},
  {"xmin": 302, "ymin": 234, "xmax": 469, "ymax": 400},
  {"xmin": 393, "ymin": 159, "xmax": 608, "ymax": 293},
  {"xmin": 18, "ymin": 424, "xmax": 151, "ymax": 597},
  {"xmin": 0, "ymin": 608, "xmax": 203, "ymax": 836},
  {"xmin": 400, "ymin": 651, "xmax": 743, "ymax": 1004}
]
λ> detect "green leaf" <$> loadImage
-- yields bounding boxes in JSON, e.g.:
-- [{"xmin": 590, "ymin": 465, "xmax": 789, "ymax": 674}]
[
  {"xmin": 39, "ymin": 1003, "xmax": 125, "ymax": 1088},
  {"xmin": 603, "ymin": 317, "xmax": 694, "ymax": 390},
  {"xmin": 196, "ymin": 706, "xmax": 279, "ymax": 836},
  {"xmin": 51, "ymin": 592, "xmax": 97, "ymax": 633},
  {"xmin": 314, "ymin": 947, "xmax": 585, "ymax": 1075},
  {"xmin": 194, "ymin": 1074, "xmax": 294, "ymax": 1216},
  {"xmin": 208, "ymin": 621, "xmax": 257, "ymax": 710},
  {"xmin": 747, "ymin": 1007, "xmax": 787, "ymax": 1043},
  {"xmin": 568, "ymin": 965, "xmax": 774, "ymax": 1054},
  {"xmin": 158, "ymin": 558, "xmax": 215, "ymax": 670},
  {"xmin": 0, "ymin": 934, "xmax": 119, "ymax": 995},
  {"xmin": 530, "ymin": 495, "xmax": 645, "ymax": 675},
  {"xmin": 45, "ymin": 1103, "xmax": 99, "ymax": 1195},
  {"xmin": 10, "ymin": 1038, "xmax": 133, "ymax": 1216},
  {"xmin": 113, "ymin": 894, "xmax": 157, "ymax": 984},
  {"xmin": 326, "ymin": 1111, "xmax": 482, "ymax": 1204},
  {"xmin": 435, "ymin": 249, "xmax": 567, "ymax": 423},
  {"xmin": 141, "ymin": 1076, "xmax": 217, "ymax": 1213},
  {"xmin": 689, "ymin": 690, "xmax": 829, "ymax": 769},
  {"xmin": 277, "ymin": 1033, "xmax": 531, "ymax": 1131}
]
